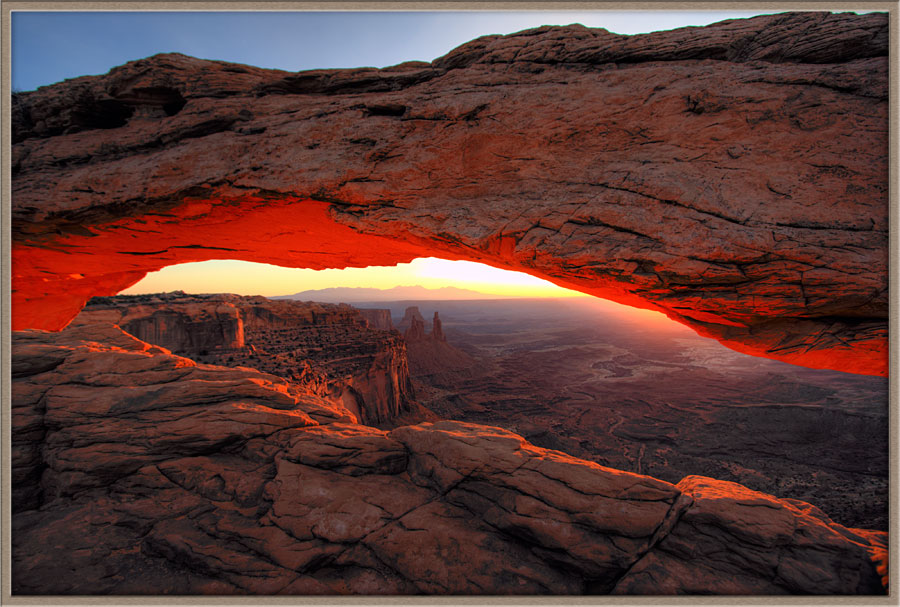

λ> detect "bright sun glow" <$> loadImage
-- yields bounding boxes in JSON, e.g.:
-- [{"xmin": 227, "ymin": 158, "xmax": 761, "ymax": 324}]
[{"xmin": 118, "ymin": 257, "xmax": 590, "ymax": 299}]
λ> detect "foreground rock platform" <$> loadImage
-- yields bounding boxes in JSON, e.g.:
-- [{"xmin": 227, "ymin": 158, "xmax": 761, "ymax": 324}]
[
  {"xmin": 11, "ymin": 326, "xmax": 887, "ymax": 595},
  {"xmin": 10, "ymin": 12, "xmax": 889, "ymax": 375}
]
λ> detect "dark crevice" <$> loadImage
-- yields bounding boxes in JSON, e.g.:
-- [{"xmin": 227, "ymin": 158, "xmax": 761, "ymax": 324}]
[
  {"xmin": 363, "ymin": 103, "xmax": 408, "ymax": 117},
  {"xmin": 114, "ymin": 86, "xmax": 188, "ymax": 116},
  {"xmin": 255, "ymin": 68, "xmax": 442, "ymax": 97},
  {"xmin": 13, "ymin": 87, "xmax": 189, "ymax": 144}
]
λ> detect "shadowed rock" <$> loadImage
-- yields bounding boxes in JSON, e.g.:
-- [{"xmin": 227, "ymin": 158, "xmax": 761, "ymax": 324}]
[
  {"xmin": 404, "ymin": 315, "xmax": 427, "ymax": 342},
  {"xmin": 431, "ymin": 312, "xmax": 445, "ymax": 342},
  {"xmin": 400, "ymin": 307, "xmax": 476, "ymax": 378}
]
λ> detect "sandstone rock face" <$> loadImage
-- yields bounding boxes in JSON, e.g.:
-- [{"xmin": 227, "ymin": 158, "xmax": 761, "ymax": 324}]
[
  {"xmin": 399, "ymin": 307, "xmax": 446, "ymax": 344},
  {"xmin": 74, "ymin": 292, "xmax": 417, "ymax": 425},
  {"xmin": 11, "ymin": 323, "xmax": 356, "ymax": 516},
  {"xmin": 397, "ymin": 306, "xmax": 426, "ymax": 335},
  {"xmin": 74, "ymin": 290, "xmax": 246, "ymax": 353},
  {"xmin": 404, "ymin": 315, "xmax": 426, "ymax": 342},
  {"xmin": 431, "ymin": 312, "xmax": 446, "ymax": 342},
  {"xmin": 613, "ymin": 476, "xmax": 889, "ymax": 594},
  {"xmin": 9, "ymin": 12, "xmax": 888, "ymax": 375},
  {"xmin": 11, "ymin": 326, "xmax": 887, "ymax": 595},
  {"xmin": 357, "ymin": 308, "xmax": 393, "ymax": 331}
]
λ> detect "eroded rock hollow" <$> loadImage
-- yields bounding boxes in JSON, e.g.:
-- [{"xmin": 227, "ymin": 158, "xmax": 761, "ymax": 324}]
[{"xmin": 10, "ymin": 12, "xmax": 889, "ymax": 375}]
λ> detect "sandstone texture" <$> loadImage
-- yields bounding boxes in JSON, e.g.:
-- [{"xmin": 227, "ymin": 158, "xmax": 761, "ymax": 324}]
[
  {"xmin": 612, "ymin": 476, "xmax": 889, "ymax": 594},
  {"xmin": 357, "ymin": 308, "xmax": 394, "ymax": 331},
  {"xmin": 9, "ymin": 12, "xmax": 888, "ymax": 375},
  {"xmin": 11, "ymin": 326, "xmax": 887, "ymax": 595},
  {"xmin": 74, "ymin": 292, "xmax": 418, "ymax": 425}
]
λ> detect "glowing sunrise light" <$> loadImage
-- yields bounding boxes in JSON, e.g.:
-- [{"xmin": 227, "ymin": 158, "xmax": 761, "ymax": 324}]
[
  {"xmin": 118, "ymin": 257, "xmax": 590, "ymax": 299},
  {"xmin": 417, "ymin": 258, "xmax": 548, "ymax": 285},
  {"xmin": 413, "ymin": 258, "xmax": 583, "ymax": 297}
]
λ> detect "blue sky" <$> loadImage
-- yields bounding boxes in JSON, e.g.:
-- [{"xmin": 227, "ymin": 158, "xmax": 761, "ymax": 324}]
[{"xmin": 11, "ymin": 10, "xmax": 778, "ymax": 91}]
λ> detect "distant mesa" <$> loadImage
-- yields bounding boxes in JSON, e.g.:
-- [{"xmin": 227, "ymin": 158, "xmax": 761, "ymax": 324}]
[
  {"xmin": 397, "ymin": 305, "xmax": 427, "ymax": 335},
  {"xmin": 404, "ymin": 311, "xmax": 427, "ymax": 342},
  {"xmin": 276, "ymin": 285, "xmax": 496, "ymax": 303},
  {"xmin": 401, "ymin": 309, "xmax": 447, "ymax": 344},
  {"xmin": 399, "ymin": 306, "xmax": 475, "ymax": 377}
]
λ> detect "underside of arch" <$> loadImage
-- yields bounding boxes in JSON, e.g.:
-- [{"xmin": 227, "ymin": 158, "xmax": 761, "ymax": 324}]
[{"xmin": 10, "ymin": 12, "xmax": 889, "ymax": 376}]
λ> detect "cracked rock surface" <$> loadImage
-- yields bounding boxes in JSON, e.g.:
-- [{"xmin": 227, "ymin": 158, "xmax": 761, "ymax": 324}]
[
  {"xmin": 11, "ymin": 326, "xmax": 887, "ymax": 595},
  {"xmin": 10, "ymin": 12, "xmax": 888, "ymax": 375}
]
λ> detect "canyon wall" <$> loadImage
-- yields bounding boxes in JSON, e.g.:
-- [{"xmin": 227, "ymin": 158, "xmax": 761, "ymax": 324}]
[
  {"xmin": 9, "ymin": 12, "xmax": 888, "ymax": 375},
  {"xmin": 76, "ymin": 291, "xmax": 245, "ymax": 353},
  {"xmin": 75, "ymin": 293, "xmax": 417, "ymax": 425},
  {"xmin": 11, "ymin": 325, "xmax": 887, "ymax": 595},
  {"xmin": 357, "ymin": 308, "xmax": 394, "ymax": 331}
]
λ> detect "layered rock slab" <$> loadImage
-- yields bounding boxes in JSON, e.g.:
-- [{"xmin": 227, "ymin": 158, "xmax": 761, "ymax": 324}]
[
  {"xmin": 613, "ymin": 476, "xmax": 889, "ymax": 594},
  {"xmin": 10, "ymin": 12, "xmax": 889, "ymax": 375},
  {"xmin": 11, "ymin": 326, "xmax": 887, "ymax": 595}
]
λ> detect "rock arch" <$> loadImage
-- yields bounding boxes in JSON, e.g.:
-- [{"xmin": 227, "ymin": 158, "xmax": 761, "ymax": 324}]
[{"xmin": 10, "ymin": 12, "xmax": 889, "ymax": 375}]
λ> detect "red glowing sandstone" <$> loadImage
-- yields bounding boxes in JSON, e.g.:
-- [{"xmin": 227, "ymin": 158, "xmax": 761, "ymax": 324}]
[
  {"xmin": 12, "ymin": 197, "xmax": 424, "ymax": 331},
  {"xmin": 11, "ymin": 13, "xmax": 888, "ymax": 375}
]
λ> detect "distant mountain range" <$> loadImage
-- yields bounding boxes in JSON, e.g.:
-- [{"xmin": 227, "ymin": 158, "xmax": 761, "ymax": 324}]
[{"xmin": 275, "ymin": 285, "xmax": 500, "ymax": 302}]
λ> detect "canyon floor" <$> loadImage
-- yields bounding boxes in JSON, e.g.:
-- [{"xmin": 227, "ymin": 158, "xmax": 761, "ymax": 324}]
[{"xmin": 371, "ymin": 297, "xmax": 889, "ymax": 532}]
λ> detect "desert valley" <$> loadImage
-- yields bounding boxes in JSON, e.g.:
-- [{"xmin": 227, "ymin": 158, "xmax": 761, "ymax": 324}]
[{"xmin": 8, "ymin": 10, "xmax": 891, "ymax": 598}]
